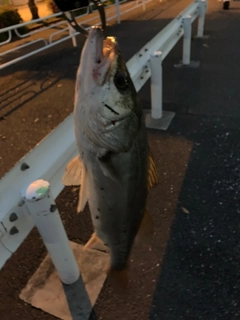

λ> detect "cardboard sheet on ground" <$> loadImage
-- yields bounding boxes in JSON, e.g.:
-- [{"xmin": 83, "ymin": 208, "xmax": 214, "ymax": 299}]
[{"xmin": 19, "ymin": 242, "xmax": 109, "ymax": 320}]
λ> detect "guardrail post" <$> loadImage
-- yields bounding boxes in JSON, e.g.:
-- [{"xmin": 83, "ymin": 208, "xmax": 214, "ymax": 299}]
[
  {"xmin": 150, "ymin": 51, "xmax": 163, "ymax": 119},
  {"xmin": 182, "ymin": 15, "xmax": 192, "ymax": 65},
  {"xmin": 197, "ymin": 0, "xmax": 206, "ymax": 38},
  {"xmin": 115, "ymin": 0, "xmax": 121, "ymax": 24},
  {"xmin": 65, "ymin": 12, "xmax": 77, "ymax": 47},
  {"xmin": 145, "ymin": 52, "xmax": 175, "ymax": 130},
  {"xmin": 22, "ymin": 179, "xmax": 79, "ymax": 285}
]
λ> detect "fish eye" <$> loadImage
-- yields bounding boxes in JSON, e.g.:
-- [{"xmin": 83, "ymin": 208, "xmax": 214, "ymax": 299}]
[{"xmin": 114, "ymin": 71, "xmax": 128, "ymax": 91}]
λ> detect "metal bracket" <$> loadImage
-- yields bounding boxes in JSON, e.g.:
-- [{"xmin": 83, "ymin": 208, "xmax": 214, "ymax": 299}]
[{"xmin": 62, "ymin": 0, "xmax": 106, "ymax": 36}]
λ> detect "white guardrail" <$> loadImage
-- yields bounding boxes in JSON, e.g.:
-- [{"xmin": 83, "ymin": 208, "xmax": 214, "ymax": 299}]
[
  {"xmin": 0, "ymin": 0, "xmax": 149, "ymax": 70},
  {"xmin": 0, "ymin": 0, "xmax": 207, "ymax": 270}
]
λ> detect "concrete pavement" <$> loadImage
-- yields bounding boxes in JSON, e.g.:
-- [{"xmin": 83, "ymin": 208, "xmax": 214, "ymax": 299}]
[{"xmin": 1, "ymin": 0, "xmax": 240, "ymax": 319}]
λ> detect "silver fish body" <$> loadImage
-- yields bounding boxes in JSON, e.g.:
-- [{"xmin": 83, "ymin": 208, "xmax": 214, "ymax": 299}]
[
  {"xmin": 64, "ymin": 27, "xmax": 158, "ymax": 287},
  {"xmin": 76, "ymin": 118, "xmax": 149, "ymax": 271}
]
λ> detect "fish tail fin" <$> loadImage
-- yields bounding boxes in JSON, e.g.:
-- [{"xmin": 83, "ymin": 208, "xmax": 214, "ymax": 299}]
[{"xmin": 107, "ymin": 267, "xmax": 129, "ymax": 294}]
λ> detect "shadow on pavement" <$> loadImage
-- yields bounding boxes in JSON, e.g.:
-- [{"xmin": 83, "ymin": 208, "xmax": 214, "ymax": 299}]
[
  {"xmin": 63, "ymin": 276, "xmax": 98, "ymax": 320},
  {"xmin": 149, "ymin": 114, "xmax": 240, "ymax": 319}
]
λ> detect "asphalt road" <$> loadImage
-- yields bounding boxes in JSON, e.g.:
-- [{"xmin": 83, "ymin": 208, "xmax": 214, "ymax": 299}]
[{"xmin": 1, "ymin": 0, "xmax": 240, "ymax": 319}]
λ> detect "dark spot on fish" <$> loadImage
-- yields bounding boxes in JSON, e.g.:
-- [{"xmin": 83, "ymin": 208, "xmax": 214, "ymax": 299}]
[
  {"xmin": 97, "ymin": 60, "xmax": 101, "ymax": 64},
  {"xmin": 112, "ymin": 120, "xmax": 116, "ymax": 125},
  {"xmin": 109, "ymin": 207, "xmax": 112, "ymax": 211},
  {"xmin": 100, "ymin": 187, "xmax": 104, "ymax": 191},
  {"xmin": 104, "ymin": 104, "xmax": 119, "ymax": 115},
  {"xmin": 95, "ymin": 216, "xmax": 99, "ymax": 219},
  {"xmin": 97, "ymin": 208, "xmax": 100, "ymax": 211}
]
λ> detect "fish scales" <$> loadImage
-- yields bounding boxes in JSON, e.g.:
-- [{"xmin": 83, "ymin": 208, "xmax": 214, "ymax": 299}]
[{"xmin": 63, "ymin": 26, "xmax": 158, "ymax": 290}]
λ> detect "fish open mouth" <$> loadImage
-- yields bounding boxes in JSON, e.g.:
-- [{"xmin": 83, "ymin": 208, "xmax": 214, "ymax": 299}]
[
  {"xmin": 89, "ymin": 27, "xmax": 117, "ymax": 85},
  {"xmin": 97, "ymin": 36, "xmax": 116, "ymax": 64}
]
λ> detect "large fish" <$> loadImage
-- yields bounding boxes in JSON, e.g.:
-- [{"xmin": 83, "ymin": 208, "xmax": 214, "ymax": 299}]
[{"xmin": 63, "ymin": 26, "xmax": 158, "ymax": 290}]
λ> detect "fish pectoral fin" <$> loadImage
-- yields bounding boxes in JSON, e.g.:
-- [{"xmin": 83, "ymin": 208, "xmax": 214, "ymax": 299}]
[
  {"xmin": 147, "ymin": 151, "xmax": 159, "ymax": 191},
  {"xmin": 107, "ymin": 267, "xmax": 129, "ymax": 294},
  {"xmin": 83, "ymin": 232, "xmax": 103, "ymax": 250},
  {"xmin": 77, "ymin": 166, "xmax": 88, "ymax": 213},
  {"xmin": 98, "ymin": 152, "xmax": 120, "ymax": 183},
  {"xmin": 135, "ymin": 208, "xmax": 154, "ymax": 244},
  {"xmin": 62, "ymin": 156, "xmax": 83, "ymax": 186}
]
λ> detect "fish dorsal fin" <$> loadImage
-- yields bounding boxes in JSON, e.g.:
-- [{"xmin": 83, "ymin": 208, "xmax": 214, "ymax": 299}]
[
  {"xmin": 135, "ymin": 208, "xmax": 154, "ymax": 244},
  {"xmin": 77, "ymin": 166, "xmax": 88, "ymax": 212},
  {"xmin": 147, "ymin": 151, "xmax": 159, "ymax": 191},
  {"xmin": 62, "ymin": 156, "xmax": 83, "ymax": 186}
]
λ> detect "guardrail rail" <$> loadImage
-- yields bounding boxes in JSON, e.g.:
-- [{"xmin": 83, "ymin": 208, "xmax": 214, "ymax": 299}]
[
  {"xmin": 0, "ymin": 0, "xmax": 150, "ymax": 70},
  {"xmin": 0, "ymin": 0, "xmax": 207, "ymax": 271}
]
